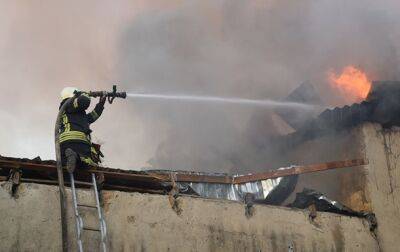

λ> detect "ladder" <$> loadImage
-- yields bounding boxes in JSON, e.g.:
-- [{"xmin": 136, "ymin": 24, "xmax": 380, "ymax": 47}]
[{"xmin": 69, "ymin": 172, "xmax": 108, "ymax": 252}]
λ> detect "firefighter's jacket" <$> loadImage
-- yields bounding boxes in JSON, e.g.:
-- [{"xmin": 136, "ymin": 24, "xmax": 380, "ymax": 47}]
[{"xmin": 59, "ymin": 93, "xmax": 104, "ymax": 145}]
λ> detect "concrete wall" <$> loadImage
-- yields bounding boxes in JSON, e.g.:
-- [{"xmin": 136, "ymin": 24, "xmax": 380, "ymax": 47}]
[
  {"xmin": 361, "ymin": 123, "xmax": 400, "ymax": 252},
  {"xmin": 0, "ymin": 182, "xmax": 377, "ymax": 252}
]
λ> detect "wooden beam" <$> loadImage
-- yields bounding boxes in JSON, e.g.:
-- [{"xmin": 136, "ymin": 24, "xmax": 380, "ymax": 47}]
[
  {"xmin": 0, "ymin": 157, "xmax": 368, "ymax": 185},
  {"xmin": 233, "ymin": 159, "xmax": 368, "ymax": 184},
  {"xmin": 176, "ymin": 173, "xmax": 233, "ymax": 183},
  {"xmin": 0, "ymin": 160, "xmax": 162, "ymax": 184},
  {"xmin": 148, "ymin": 172, "xmax": 234, "ymax": 184},
  {"xmin": 150, "ymin": 159, "xmax": 367, "ymax": 184}
]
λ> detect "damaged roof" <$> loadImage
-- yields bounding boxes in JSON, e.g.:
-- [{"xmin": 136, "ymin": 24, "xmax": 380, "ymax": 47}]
[{"xmin": 0, "ymin": 155, "xmax": 366, "ymax": 199}]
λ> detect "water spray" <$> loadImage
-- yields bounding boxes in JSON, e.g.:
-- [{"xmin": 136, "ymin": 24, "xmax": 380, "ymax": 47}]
[{"xmin": 127, "ymin": 93, "xmax": 315, "ymax": 110}]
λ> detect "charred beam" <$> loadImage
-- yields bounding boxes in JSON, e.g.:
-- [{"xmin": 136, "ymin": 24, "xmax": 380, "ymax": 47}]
[
  {"xmin": 151, "ymin": 159, "xmax": 367, "ymax": 184},
  {"xmin": 0, "ymin": 157, "xmax": 368, "ymax": 186},
  {"xmin": 233, "ymin": 159, "xmax": 367, "ymax": 184},
  {"xmin": 0, "ymin": 160, "xmax": 162, "ymax": 184},
  {"xmin": 149, "ymin": 173, "xmax": 234, "ymax": 184}
]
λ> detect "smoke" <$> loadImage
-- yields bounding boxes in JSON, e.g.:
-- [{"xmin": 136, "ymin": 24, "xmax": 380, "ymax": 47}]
[
  {"xmin": 1, "ymin": 0, "xmax": 400, "ymax": 172},
  {"xmin": 0, "ymin": 0, "xmax": 175, "ymax": 167},
  {"xmin": 117, "ymin": 0, "xmax": 400, "ymax": 172}
]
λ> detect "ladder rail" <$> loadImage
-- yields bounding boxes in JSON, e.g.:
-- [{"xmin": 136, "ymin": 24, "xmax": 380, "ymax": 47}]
[
  {"xmin": 92, "ymin": 173, "xmax": 108, "ymax": 252},
  {"xmin": 70, "ymin": 173, "xmax": 84, "ymax": 252},
  {"xmin": 70, "ymin": 172, "xmax": 108, "ymax": 252}
]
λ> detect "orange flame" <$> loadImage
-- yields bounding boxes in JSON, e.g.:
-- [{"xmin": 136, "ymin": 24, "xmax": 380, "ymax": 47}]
[{"xmin": 328, "ymin": 66, "xmax": 372, "ymax": 102}]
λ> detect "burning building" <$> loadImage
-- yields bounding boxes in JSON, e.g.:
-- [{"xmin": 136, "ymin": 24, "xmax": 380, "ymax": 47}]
[
  {"xmin": 2, "ymin": 0, "xmax": 400, "ymax": 251},
  {"xmin": 1, "ymin": 75, "xmax": 400, "ymax": 251}
]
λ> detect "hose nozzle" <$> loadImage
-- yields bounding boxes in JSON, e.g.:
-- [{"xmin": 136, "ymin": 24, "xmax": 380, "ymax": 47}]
[{"xmin": 88, "ymin": 85, "xmax": 127, "ymax": 104}]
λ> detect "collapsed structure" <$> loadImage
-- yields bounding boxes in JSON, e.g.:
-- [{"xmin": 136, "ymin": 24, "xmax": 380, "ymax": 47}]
[{"xmin": 1, "ymin": 81, "xmax": 400, "ymax": 251}]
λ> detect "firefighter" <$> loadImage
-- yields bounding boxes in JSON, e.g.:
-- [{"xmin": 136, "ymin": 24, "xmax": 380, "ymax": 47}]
[{"xmin": 59, "ymin": 87, "xmax": 106, "ymax": 173}]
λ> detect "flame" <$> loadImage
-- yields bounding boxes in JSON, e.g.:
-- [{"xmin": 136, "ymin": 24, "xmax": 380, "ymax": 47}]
[{"xmin": 328, "ymin": 66, "xmax": 372, "ymax": 102}]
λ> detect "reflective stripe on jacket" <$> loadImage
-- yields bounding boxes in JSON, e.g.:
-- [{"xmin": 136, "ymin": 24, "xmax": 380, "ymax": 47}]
[{"xmin": 59, "ymin": 93, "xmax": 104, "ymax": 144}]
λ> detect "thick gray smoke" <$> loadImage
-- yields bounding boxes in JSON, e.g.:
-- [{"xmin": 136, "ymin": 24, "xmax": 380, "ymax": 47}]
[
  {"xmin": 1, "ymin": 1, "xmax": 400, "ymax": 172},
  {"xmin": 117, "ymin": 0, "xmax": 400, "ymax": 172}
]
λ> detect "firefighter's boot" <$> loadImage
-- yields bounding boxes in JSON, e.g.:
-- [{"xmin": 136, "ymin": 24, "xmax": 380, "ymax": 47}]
[{"xmin": 65, "ymin": 148, "xmax": 78, "ymax": 173}]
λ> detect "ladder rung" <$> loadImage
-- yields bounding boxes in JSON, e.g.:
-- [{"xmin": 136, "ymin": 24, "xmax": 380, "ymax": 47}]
[
  {"xmin": 71, "ymin": 180, "xmax": 92, "ymax": 186},
  {"xmin": 83, "ymin": 226, "xmax": 101, "ymax": 232},
  {"xmin": 77, "ymin": 203, "xmax": 97, "ymax": 209}
]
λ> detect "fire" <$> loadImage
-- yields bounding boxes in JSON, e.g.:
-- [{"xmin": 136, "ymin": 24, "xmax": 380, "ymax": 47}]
[{"xmin": 328, "ymin": 66, "xmax": 372, "ymax": 102}]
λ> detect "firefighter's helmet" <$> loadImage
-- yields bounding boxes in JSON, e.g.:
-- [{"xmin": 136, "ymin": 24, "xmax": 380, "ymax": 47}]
[{"xmin": 61, "ymin": 87, "xmax": 79, "ymax": 100}]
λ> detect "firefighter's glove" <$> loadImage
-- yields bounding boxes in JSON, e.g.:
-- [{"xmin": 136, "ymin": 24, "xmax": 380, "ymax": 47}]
[{"xmin": 99, "ymin": 91, "xmax": 107, "ymax": 106}]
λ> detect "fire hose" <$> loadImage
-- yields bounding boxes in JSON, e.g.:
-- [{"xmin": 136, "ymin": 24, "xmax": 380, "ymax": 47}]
[{"xmin": 54, "ymin": 85, "xmax": 126, "ymax": 252}]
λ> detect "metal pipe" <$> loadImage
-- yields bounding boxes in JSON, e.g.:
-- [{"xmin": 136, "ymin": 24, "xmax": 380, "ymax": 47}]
[{"xmin": 55, "ymin": 97, "xmax": 75, "ymax": 252}]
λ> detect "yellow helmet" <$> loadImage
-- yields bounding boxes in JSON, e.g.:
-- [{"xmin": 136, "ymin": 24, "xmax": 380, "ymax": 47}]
[{"xmin": 60, "ymin": 87, "xmax": 79, "ymax": 100}]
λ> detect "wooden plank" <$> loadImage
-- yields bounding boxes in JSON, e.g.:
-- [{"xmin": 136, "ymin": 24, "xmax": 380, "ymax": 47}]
[
  {"xmin": 148, "ymin": 172, "xmax": 233, "ymax": 184},
  {"xmin": 0, "ymin": 160, "xmax": 56, "ymax": 170},
  {"xmin": 175, "ymin": 173, "xmax": 233, "ymax": 184},
  {"xmin": 150, "ymin": 159, "xmax": 367, "ymax": 184},
  {"xmin": 233, "ymin": 159, "xmax": 368, "ymax": 184},
  {"xmin": 0, "ymin": 157, "xmax": 368, "ymax": 185},
  {"xmin": 0, "ymin": 160, "xmax": 162, "ymax": 184}
]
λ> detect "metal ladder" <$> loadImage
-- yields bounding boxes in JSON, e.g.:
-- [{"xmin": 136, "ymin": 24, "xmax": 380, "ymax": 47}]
[{"xmin": 69, "ymin": 172, "xmax": 108, "ymax": 252}]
